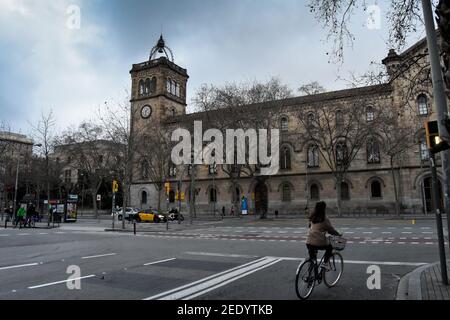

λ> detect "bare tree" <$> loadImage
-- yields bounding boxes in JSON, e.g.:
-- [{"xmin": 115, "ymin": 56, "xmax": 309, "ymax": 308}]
[
  {"xmin": 298, "ymin": 81, "xmax": 327, "ymax": 96},
  {"xmin": 192, "ymin": 77, "xmax": 292, "ymax": 215},
  {"xmin": 31, "ymin": 110, "xmax": 57, "ymax": 221},
  {"xmin": 58, "ymin": 121, "xmax": 116, "ymax": 218},
  {"xmin": 308, "ymin": 0, "xmax": 450, "ymax": 95},
  {"xmin": 297, "ymin": 97, "xmax": 375, "ymax": 216}
]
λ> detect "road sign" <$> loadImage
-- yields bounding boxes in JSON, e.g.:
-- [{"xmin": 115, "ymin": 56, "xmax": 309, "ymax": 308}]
[{"xmin": 97, "ymin": 195, "xmax": 101, "ymax": 202}]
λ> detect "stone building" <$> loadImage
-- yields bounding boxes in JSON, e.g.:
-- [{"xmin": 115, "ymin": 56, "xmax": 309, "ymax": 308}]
[
  {"xmin": 0, "ymin": 131, "xmax": 34, "ymax": 210},
  {"xmin": 129, "ymin": 35, "xmax": 448, "ymax": 216}
]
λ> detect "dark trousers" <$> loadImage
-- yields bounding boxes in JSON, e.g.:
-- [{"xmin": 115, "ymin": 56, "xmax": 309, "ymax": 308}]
[{"xmin": 307, "ymin": 244, "xmax": 333, "ymax": 263}]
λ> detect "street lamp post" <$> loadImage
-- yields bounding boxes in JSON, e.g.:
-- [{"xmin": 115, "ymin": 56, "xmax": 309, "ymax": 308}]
[{"xmin": 12, "ymin": 142, "xmax": 41, "ymax": 221}]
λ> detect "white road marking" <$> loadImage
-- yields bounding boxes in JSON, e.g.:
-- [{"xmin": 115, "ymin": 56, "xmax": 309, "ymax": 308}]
[
  {"xmin": 0, "ymin": 263, "xmax": 40, "ymax": 271},
  {"xmin": 382, "ymin": 232, "xmax": 392, "ymax": 234},
  {"xmin": 39, "ymin": 233, "xmax": 48, "ymax": 235},
  {"xmin": 402, "ymin": 232, "xmax": 412, "ymax": 234},
  {"xmin": 144, "ymin": 258, "xmax": 176, "ymax": 266},
  {"xmin": 81, "ymin": 253, "xmax": 117, "ymax": 260},
  {"xmin": 0, "ymin": 234, "xmax": 9, "ymax": 237},
  {"xmin": 144, "ymin": 257, "xmax": 268, "ymax": 300},
  {"xmin": 17, "ymin": 233, "xmax": 30, "ymax": 236},
  {"xmin": 259, "ymin": 256, "xmax": 427, "ymax": 267},
  {"xmin": 28, "ymin": 275, "xmax": 96, "ymax": 289},
  {"xmin": 146, "ymin": 258, "xmax": 280, "ymax": 300}
]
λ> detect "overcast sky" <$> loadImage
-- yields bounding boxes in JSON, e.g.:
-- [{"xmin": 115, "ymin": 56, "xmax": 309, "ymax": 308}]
[{"xmin": 0, "ymin": 0, "xmax": 426, "ymax": 135}]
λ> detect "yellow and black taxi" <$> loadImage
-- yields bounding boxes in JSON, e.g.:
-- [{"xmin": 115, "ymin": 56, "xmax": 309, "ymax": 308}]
[{"xmin": 135, "ymin": 209, "xmax": 167, "ymax": 223}]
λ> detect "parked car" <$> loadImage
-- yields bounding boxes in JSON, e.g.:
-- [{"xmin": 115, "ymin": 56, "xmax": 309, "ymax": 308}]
[
  {"xmin": 113, "ymin": 207, "xmax": 139, "ymax": 221},
  {"xmin": 135, "ymin": 209, "xmax": 167, "ymax": 223}
]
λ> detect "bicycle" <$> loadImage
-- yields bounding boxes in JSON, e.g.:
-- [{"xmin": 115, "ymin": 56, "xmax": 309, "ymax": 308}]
[{"xmin": 295, "ymin": 235, "xmax": 346, "ymax": 300}]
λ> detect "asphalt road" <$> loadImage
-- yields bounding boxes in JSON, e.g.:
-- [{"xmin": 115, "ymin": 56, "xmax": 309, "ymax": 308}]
[{"xmin": 0, "ymin": 217, "xmax": 448, "ymax": 300}]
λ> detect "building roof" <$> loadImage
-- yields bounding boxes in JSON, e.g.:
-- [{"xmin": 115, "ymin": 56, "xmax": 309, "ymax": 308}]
[
  {"xmin": 0, "ymin": 131, "xmax": 33, "ymax": 145},
  {"xmin": 166, "ymin": 83, "xmax": 392, "ymax": 125}
]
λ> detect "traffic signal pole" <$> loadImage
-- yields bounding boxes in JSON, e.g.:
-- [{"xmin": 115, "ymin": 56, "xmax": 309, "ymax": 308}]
[
  {"xmin": 430, "ymin": 153, "xmax": 448, "ymax": 285},
  {"xmin": 422, "ymin": 0, "xmax": 450, "ymax": 284}
]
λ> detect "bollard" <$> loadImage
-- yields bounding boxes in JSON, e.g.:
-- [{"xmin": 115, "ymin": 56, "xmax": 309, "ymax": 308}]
[
  {"xmin": 4, "ymin": 219, "xmax": 7, "ymax": 229},
  {"xmin": 134, "ymin": 222, "xmax": 136, "ymax": 235}
]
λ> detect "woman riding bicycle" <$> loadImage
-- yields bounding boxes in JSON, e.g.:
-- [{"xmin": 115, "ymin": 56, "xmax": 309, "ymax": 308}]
[{"xmin": 306, "ymin": 201, "xmax": 342, "ymax": 270}]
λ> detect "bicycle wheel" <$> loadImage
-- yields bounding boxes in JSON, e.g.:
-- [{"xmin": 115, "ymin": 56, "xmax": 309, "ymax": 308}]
[
  {"xmin": 295, "ymin": 259, "xmax": 316, "ymax": 300},
  {"xmin": 323, "ymin": 252, "xmax": 344, "ymax": 288}
]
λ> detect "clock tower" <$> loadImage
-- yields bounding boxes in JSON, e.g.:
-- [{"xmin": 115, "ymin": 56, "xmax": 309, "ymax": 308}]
[{"xmin": 130, "ymin": 35, "xmax": 189, "ymax": 129}]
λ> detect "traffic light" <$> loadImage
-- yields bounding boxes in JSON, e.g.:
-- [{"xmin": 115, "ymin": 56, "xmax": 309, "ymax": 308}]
[
  {"xmin": 425, "ymin": 120, "xmax": 450, "ymax": 154},
  {"xmin": 112, "ymin": 180, "xmax": 119, "ymax": 193},
  {"xmin": 165, "ymin": 182, "xmax": 171, "ymax": 195}
]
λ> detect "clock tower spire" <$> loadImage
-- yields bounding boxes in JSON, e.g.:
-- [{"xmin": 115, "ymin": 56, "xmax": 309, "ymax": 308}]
[{"xmin": 130, "ymin": 35, "xmax": 189, "ymax": 126}]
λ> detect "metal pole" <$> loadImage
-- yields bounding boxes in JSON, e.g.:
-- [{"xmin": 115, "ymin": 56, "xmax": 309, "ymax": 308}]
[
  {"xmin": 430, "ymin": 153, "xmax": 449, "ymax": 284},
  {"xmin": 212, "ymin": 163, "xmax": 216, "ymax": 217},
  {"xmin": 112, "ymin": 193, "xmax": 116, "ymax": 229},
  {"xmin": 12, "ymin": 150, "xmax": 20, "ymax": 221},
  {"xmin": 422, "ymin": 0, "xmax": 450, "ymax": 255},
  {"xmin": 178, "ymin": 180, "xmax": 181, "ymax": 224}
]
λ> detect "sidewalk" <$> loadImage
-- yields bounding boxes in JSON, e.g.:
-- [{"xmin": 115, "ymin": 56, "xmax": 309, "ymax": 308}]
[{"xmin": 397, "ymin": 260, "xmax": 450, "ymax": 300}]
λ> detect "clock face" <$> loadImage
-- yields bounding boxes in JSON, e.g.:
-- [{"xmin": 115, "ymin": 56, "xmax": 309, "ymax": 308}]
[{"xmin": 141, "ymin": 105, "xmax": 152, "ymax": 119}]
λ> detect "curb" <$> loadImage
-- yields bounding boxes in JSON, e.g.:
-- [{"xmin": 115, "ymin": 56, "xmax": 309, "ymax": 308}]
[{"xmin": 396, "ymin": 261, "xmax": 448, "ymax": 300}]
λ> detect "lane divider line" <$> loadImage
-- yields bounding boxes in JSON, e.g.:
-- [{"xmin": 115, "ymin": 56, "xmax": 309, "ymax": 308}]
[
  {"xmin": 28, "ymin": 275, "xmax": 96, "ymax": 289},
  {"xmin": 81, "ymin": 253, "xmax": 117, "ymax": 260},
  {"xmin": 144, "ymin": 258, "xmax": 176, "ymax": 266},
  {"xmin": 0, "ymin": 263, "xmax": 40, "ymax": 271}
]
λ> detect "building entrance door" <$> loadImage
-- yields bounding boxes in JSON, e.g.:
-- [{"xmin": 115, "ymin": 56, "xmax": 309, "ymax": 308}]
[
  {"xmin": 422, "ymin": 177, "xmax": 443, "ymax": 213},
  {"xmin": 254, "ymin": 183, "xmax": 268, "ymax": 216}
]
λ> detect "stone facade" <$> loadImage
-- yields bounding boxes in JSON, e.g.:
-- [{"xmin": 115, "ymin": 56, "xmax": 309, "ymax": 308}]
[{"xmin": 130, "ymin": 36, "xmax": 448, "ymax": 216}]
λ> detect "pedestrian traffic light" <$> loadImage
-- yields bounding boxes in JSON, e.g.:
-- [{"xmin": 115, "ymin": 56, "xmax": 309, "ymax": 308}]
[{"xmin": 425, "ymin": 120, "xmax": 450, "ymax": 154}]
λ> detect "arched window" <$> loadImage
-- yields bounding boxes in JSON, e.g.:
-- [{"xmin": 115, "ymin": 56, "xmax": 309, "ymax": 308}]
[
  {"xmin": 366, "ymin": 106, "xmax": 374, "ymax": 122},
  {"xmin": 307, "ymin": 145, "xmax": 319, "ymax": 168},
  {"xmin": 166, "ymin": 78, "xmax": 171, "ymax": 93},
  {"xmin": 169, "ymin": 164, "xmax": 177, "ymax": 177},
  {"xmin": 367, "ymin": 138, "xmax": 381, "ymax": 164},
  {"xmin": 175, "ymin": 82, "xmax": 180, "ymax": 97},
  {"xmin": 307, "ymin": 113, "xmax": 316, "ymax": 127},
  {"xmin": 336, "ymin": 142, "xmax": 348, "ymax": 165},
  {"xmin": 141, "ymin": 160, "xmax": 148, "ymax": 179},
  {"xmin": 371, "ymin": 180, "xmax": 382, "ymax": 198},
  {"xmin": 232, "ymin": 187, "xmax": 241, "ymax": 204},
  {"xmin": 340, "ymin": 182, "xmax": 350, "ymax": 200},
  {"xmin": 310, "ymin": 184, "xmax": 320, "ymax": 201},
  {"xmin": 139, "ymin": 80, "xmax": 145, "ymax": 96},
  {"xmin": 336, "ymin": 110, "xmax": 344, "ymax": 126},
  {"xmin": 169, "ymin": 190, "xmax": 175, "ymax": 203},
  {"xmin": 282, "ymin": 183, "xmax": 291, "ymax": 202},
  {"xmin": 145, "ymin": 78, "xmax": 151, "ymax": 94},
  {"xmin": 418, "ymin": 94, "xmax": 428, "ymax": 116},
  {"xmin": 141, "ymin": 190, "xmax": 147, "ymax": 205},
  {"xmin": 171, "ymin": 107, "xmax": 176, "ymax": 117},
  {"xmin": 420, "ymin": 139, "xmax": 429, "ymax": 161},
  {"xmin": 209, "ymin": 188, "xmax": 217, "ymax": 203},
  {"xmin": 150, "ymin": 77, "xmax": 157, "ymax": 93},
  {"xmin": 280, "ymin": 117, "xmax": 289, "ymax": 131},
  {"xmin": 280, "ymin": 146, "xmax": 291, "ymax": 170}
]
